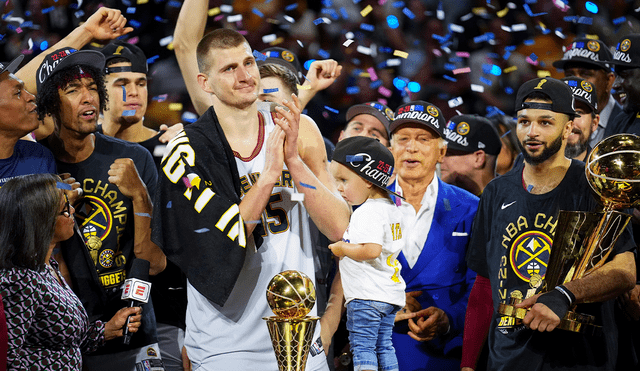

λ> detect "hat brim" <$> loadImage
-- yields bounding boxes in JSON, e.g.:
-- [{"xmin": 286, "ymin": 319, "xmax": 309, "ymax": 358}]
[
  {"xmin": 53, "ymin": 50, "xmax": 105, "ymax": 78},
  {"xmin": 257, "ymin": 58, "xmax": 302, "ymax": 83},
  {"xmin": 553, "ymin": 58, "xmax": 610, "ymax": 71},
  {"xmin": 389, "ymin": 118, "xmax": 443, "ymax": 138},
  {"xmin": 346, "ymin": 105, "xmax": 391, "ymax": 138}
]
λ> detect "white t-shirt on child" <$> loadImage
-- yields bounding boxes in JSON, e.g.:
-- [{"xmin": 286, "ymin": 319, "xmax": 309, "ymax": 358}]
[{"xmin": 339, "ymin": 197, "xmax": 406, "ymax": 308}]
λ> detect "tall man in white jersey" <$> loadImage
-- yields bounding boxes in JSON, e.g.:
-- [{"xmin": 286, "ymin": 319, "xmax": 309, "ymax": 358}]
[{"xmin": 152, "ymin": 28, "xmax": 349, "ymax": 371}]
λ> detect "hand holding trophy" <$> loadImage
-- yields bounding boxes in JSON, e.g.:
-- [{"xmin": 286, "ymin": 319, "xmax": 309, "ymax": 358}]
[
  {"xmin": 499, "ymin": 134, "xmax": 640, "ymax": 334},
  {"xmin": 264, "ymin": 270, "xmax": 319, "ymax": 371}
]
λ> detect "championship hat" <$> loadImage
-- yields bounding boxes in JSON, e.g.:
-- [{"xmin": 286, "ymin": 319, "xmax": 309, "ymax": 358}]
[
  {"xmin": 257, "ymin": 47, "xmax": 304, "ymax": 84},
  {"xmin": 36, "ymin": 47, "xmax": 105, "ymax": 92},
  {"xmin": 552, "ymin": 38, "xmax": 612, "ymax": 71},
  {"xmin": 0, "ymin": 54, "xmax": 24, "ymax": 75},
  {"xmin": 101, "ymin": 40, "xmax": 149, "ymax": 74},
  {"xmin": 561, "ymin": 77, "xmax": 598, "ymax": 113},
  {"xmin": 346, "ymin": 102, "xmax": 395, "ymax": 139},
  {"xmin": 332, "ymin": 136, "xmax": 403, "ymax": 199},
  {"xmin": 444, "ymin": 115, "xmax": 502, "ymax": 156},
  {"xmin": 514, "ymin": 77, "xmax": 577, "ymax": 117},
  {"xmin": 611, "ymin": 34, "xmax": 640, "ymax": 70},
  {"xmin": 390, "ymin": 101, "xmax": 445, "ymax": 137}
]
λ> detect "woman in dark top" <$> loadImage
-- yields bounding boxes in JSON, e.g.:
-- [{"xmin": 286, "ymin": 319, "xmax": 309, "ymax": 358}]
[{"xmin": 0, "ymin": 173, "xmax": 142, "ymax": 370}]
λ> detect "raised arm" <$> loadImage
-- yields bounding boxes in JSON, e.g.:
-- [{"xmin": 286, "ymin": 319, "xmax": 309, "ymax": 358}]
[
  {"xmin": 275, "ymin": 95, "xmax": 350, "ymax": 241},
  {"xmin": 173, "ymin": 0, "xmax": 211, "ymax": 116},
  {"xmin": 16, "ymin": 7, "xmax": 132, "ymax": 95},
  {"xmin": 297, "ymin": 59, "xmax": 342, "ymax": 110}
]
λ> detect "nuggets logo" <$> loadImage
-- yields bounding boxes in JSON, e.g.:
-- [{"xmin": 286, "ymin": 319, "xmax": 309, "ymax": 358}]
[
  {"xmin": 534, "ymin": 79, "xmax": 547, "ymax": 90},
  {"xmin": 509, "ymin": 230, "xmax": 552, "ymax": 282},
  {"xmin": 587, "ymin": 40, "xmax": 600, "ymax": 52},
  {"xmin": 147, "ymin": 347, "xmax": 157, "ymax": 357},
  {"xmin": 281, "ymin": 50, "xmax": 295, "ymax": 62},
  {"xmin": 581, "ymin": 80, "xmax": 593, "ymax": 93},
  {"xmin": 621, "ymin": 39, "xmax": 631, "ymax": 52},
  {"xmin": 426, "ymin": 105, "xmax": 439, "ymax": 117},
  {"xmin": 99, "ymin": 249, "xmax": 115, "ymax": 268},
  {"xmin": 384, "ymin": 108, "xmax": 395, "ymax": 121},
  {"xmin": 76, "ymin": 195, "xmax": 113, "ymax": 242},
  {"xmin": 456, "ymin": 122, "xmax": 470, "ymax": 135}
]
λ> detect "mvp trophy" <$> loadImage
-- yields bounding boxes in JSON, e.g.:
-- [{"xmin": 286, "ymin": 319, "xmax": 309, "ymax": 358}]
[
  {"xmin": 263, "ymin": 270, "xmax": 319, "ymax": 371},
  {"xmin": 499, "ymin": 134, "xmax": 640, "ymax": 334}
]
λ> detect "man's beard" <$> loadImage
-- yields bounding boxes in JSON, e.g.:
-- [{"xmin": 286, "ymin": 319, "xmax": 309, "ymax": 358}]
[
  {"xmin": 565, "ymin": 140, "xmax": 588, "ymax": 159},
  {"xmin": 517, "ymin": 133, "xmax": 564, "ymax": 165}
]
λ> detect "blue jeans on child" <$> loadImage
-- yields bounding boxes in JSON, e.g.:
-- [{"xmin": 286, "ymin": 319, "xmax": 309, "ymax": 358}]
[{"xmin": 346, "ymin": 299, "xmax": 401, "ymax": 371}]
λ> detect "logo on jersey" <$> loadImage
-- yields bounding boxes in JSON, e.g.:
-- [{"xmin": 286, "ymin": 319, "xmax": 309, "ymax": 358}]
[
  {"xmin": 77, "ymin": 195, "xmax": 113, "ymax": 243},
  {"xmin": 99, "ymin": 249, "xmax": 115, "ymax": 268},
  {"xmin": 509, "ymin": 230, "xmax": 552, "ymax": 282}
]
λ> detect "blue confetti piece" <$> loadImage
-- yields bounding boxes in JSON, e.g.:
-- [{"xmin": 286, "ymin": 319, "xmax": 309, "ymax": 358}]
[
  {"xmin": 56, "ymin": 182, "xmax": 72, "ymax": 190},
  {"xmin": 285, "ymin": 3, "xmax": 299, "ymax": 11},
  {"xmin": 504, "ymin": 45, "xmax": 516, "ymax": 52},
  {"xmin": 299, "ymin": 182, "xmax": 317, "ymax": 190},
  {"xmin": 168, "ymin": 0, "xmax": 181, "ymax": 7},
  {"xmin": 360, "ymin": 23, "xmax": 374, "ymax": 32},
  {"xmin": 253, "ymin": 50, "xmax": 266, "ymax": 61},
  {"xmin": 529, "ymin": 53, "xmax": 538, "ymax": 62},
  {"xmin": 392, "ymin": 1, "xmax": 405, "ymax": 9},
  {"xmin": 40, "ymin": 40, "xmax": 49, "ymax": 50},
  {"xmin": 566, "ymin": 79, "xmax": 578, "ymax": 87},
  {"xmin": 135, "ymin": 212, "xmax": 151, "ymax": 218},
  {"xmin": 126, "ymin": 7, "xmax": 136, "ymax": 14},
  {"xmin": 252, "ymin": 8, "xmax": 264, "ymax": 17},
  {"xmin": 369, "ymin": 80, "xmax": 383, "ymax": 89},
  {"xmin": 523, "ymin": 4, "xmax": 546, "ymax": 17},
  {"xmin": 147, "ymin": 55, "xmax": 160, "ymax": 64},
  {"xmin": 408, "ymin": 81, "xmax": 421, "ymax": 93},
  {"xmin": 318, "ymin": 49, "xmax": 330, "ymax": 59},
  {"xmin": 74, "ymin": 10, "xmax": 85, "ymax": 18},
  {"xmin": 448, "ymin": 56, "xmax": 463, "ymax": 63},
  {"xmin": 505, "ymin": 87, "xmax": 514, "ymax": 95},
  {"xmin": 523, "ymin": 39, "xmax": 535, "ymax": 46},
  {"xmin": 503, "ymin": 51, "xmax": 511, "ymax": 60},
  {"xmin": 324, "ymin": 106, "xmax": 339, "ymax": 114},
  {"xmin": 563, "ymin": 16, "xmax": 578, "ymax": 22},
  {"xmin": 263, "ymin": 88, "xmax": 279, "ymax": 93},
  {"xmin": 346, "ymin": 155, "xmax": 364, "ymax": 162},
  {"xmin": 166, "ymin": 201, "xmax": 172, "ymax": 208},
  {"xmin": 6, "ymin": 25, "xmax": 16, "ymax": 31},
  {"xmin": 444, "ymin": 63, "xmax": 456, "ymax": 71},
  {"xmin": 194, "ymin": 228, "xmax": 210, "ymax": 234},
  {"xmin": 577, "ymin": 17, "xmax": 593, "ymax": 25},
  {"xmin": 443, "ymin": 75, "xmax": 457, "ymax": 82},
  {"xmin": 123, "ymin": 110, "xmax": 136, "ymax": 116},
  {"xmin": 340, "ymin": 7, "xmax": 349, "ymax": 19},
  {"xmin": 122, "ymin": 86, "xmax": 126, "ymax": 102},
  {"xmin": 20, "ymin": 21, "xmax": 33, "ymax": 28},
  {"xmin": 432, "ymin": 34, "xmax": 449, "ymax": 43},
  {"xmin": 585, "ymin": 1, "xmax": 599, "ymax": 14},
  {"xmin": 130, "ymin": 20, "xmax": 141, "ymax": 28},
  {"xmin": 25, "ymin": 11, "xmax": 32, "ymax": 16},
  {"xmin": 486, "ymin": 106, "xmax": 505, "ymax": 117},
  {"xmin": 479, "ymin": 77, "xmax": 492, "ymax": 86},
  {"xmin": 2, "ymin": 11, "xmax": 12, "ymax": 20},
  {"xmin": 387, "ymin": 15, "xmax": 399, "ymax": 29},
  {"xmin": 393, "ymin": 77, "xmax": 407, "ymax": 90},
  {"xmin": 402, "ymin": 7, "xmax": 416, "ymax": 19},
  {"xmin": 155, "ymin": 16, "xmax": 167, "ymax": 23},
  {"xmin": 527, "ymin": 184, "xmax": 534, "ymax": 192},
  {"xmin": 313, "ymin": 18, "xmax": 325, "ymax": 25},
  {"xmin": 42, "ymin": 6, "xmax": 55, "ymax": 14},
  {"xmin": 346, "ymin": 86, "xmax": 360, "ymax": 94},
  {"xmin": 613, "ymin": 16, "xmax": 626, "ymax": 25},
  {"xmin": 182, "ymin": 111, "xmax": 198, "ymax": 123}
]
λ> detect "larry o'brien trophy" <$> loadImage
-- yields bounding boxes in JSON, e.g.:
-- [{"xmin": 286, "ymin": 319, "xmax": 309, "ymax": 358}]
[
  {"xmin": 498, "ymin": 134, "xmax": 640, "ymax": 334},
  {"xmin": 263, "ymin": 270, "xmax": 319, "ymax": 371}
]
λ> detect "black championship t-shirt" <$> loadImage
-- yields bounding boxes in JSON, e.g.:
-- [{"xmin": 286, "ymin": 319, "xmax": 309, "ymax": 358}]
[
  {"xmin": 54, "ymin": 133, "xmax": 159, "ymax": 354},
  {"xmin": 467, "ymin": 160, "xmax": 635, "ymax": 371}
]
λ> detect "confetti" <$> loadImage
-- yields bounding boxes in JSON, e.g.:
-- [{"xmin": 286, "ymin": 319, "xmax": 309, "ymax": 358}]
[
  {"xmin": 227, "ymin": 14, "xmax": 243, "ymax": 23},
  {"xmin": 346, "ymin": 155, "xmax": 364, "ymax": 162},
  {"xmin": 393, "ymin": 50, "xmax": 408, "ymax": 59},
  {"xmin": 436, "ymin": 2, "xmax": 444, "ymax": 20},
  {"xmin": 284, "ymin": 15, "xmax": 295, "ymax": 23},
  {"xmin": 407, "ymin": 82, "xmax": 421, "ymax": 93},
  {"xmin": 135, "ymin": 212, "xmax": 151, "ymax": 218},
  {"xmin": 360, "ymin": 23, "xmax": 374, "ymax": 32},
  {"xmin": 126, "ymin": 7, "xmax": 136, "ymax": 14},
  {"xmin": 220, "ymin": 5, "xmax": 233, "ymax": 12},
  {"xmin": 252, "ymin": 8, "xmax": 264, "ymax": 17},
  {"xmin": 523, "ymin": 4, "xmax": 546, "ymax": 17},
  {"xmin": 159, "ymin": 36, "xmax": 173, "ymax": 47},
  {"xmin": 343, "ymin": 39, "xmax": 354, "ymax": 47},
  {"xmin": 42, "ymin": 6, "xmax": 55, "ymax": 14},
  {"xmin": 298, "ymin": 182, "xmax": 317, "ymax": 189},
  {"xmin": 613, "ymin": 16, "xmax": 626, "ymax": 25},
  {"xmin": 208, "ymin": 7, "xmax": 221, "ymax": 16},
  {"xmin": 297, "ymin": 84, "xmax": 311, "ymax": 90},
  {"xmin": 253, "ymin": 50, "xmax": 266, "ymax": 61},
  {"xmin": 357, "ymin": 46, "xmax": 372, "ymax": 55},
  {"xmin": 402, "ymin": 7, "xmax": 416, "ymax": 19},
  {"xmin": 263, "ymin": 88, "xmax": 279, "ymax": 93},
  {"xmin": 147, "ymin": 55, "xmax": 160, "ymax": 64},
  {"xmin": 553, "ymin": 0, "xmax": 570, "ymax": 11},
  {"xmin": 497, "ymin": 7, "xmax": 509, "ymax": 17},
  {"xmin": 166, "ymin": 201, "xmax": 172, "ymax": 208},
  {"xmin": 443, "ymin": 75, "xmax": 457, "ymax": 82},
  {"xmin": 122, "ymin": 86, "xmax": 126, "ymax": 102},
  {"xmin": 448, "ymin": 97, "xmax": 463, "ymax": 108},
  {"xmin": 56, "ymin": 182, "xmax": 72, "ymax": 190},
  {"xmin": 194, "ymin": 228, "xmax": 210, "ymax": 234},
  {"xmin": 585, "ymin": 1, "xmax": 598, "ymax": 13},
  {"xmin": 74, "ymin": 10, "xmax": 85, "ymax": 18},
  {"xmin": 386, "ymin": 59, "xmax": 401, "ymax": 67},
  {"xmin": 511, "ymin": 24, "xmax": 527, "ymax": 32},
  {"xmin": 285, "ymin": 3, "xmax": 299, "ymax": 11},
  {"xmin": 137, "ymin": 0, "xmax": 148, "ymax": 3},
  {"xmin": 323, "ymin": 106, "xmax": 339, "ymax": 114},
  {"xmin": 470, "ymin": 84, "xmax": 484, "ymax": 92},
  {"xmin": 123, "ymin": 110, "xmax": 136, "ymax": 116},
  {"xmin": 262, "ymin": 34, "xmax": 277, "ymax": 43},
  {"xmin": 346, "ymin": 86, "xmax": 360, "ymax": 94},
  {"xmin": 129, "ymin": 20, "xmax": 141, "ymax": 28},
  {"xmin": 360, "ymin": 5, "xmax": 373, "ymax": 17},
  {"xmin": 378, "ymin": 86, "xmax": 392, "ymax": 97},
  {"xmin": 367, "ymin": 67, "xmax": 378, "ymax": 81},
  {"xmin": 387, "ymin": 15, "xmax": 399, "ymax": 29},
  {"xmin": 479, "ymin": 77, "xmax": 492, "ymax": 86},
  {"xmin": 537, "ymin": 70, "xmax": 551, "ymax": 78},
  {"xmin": 370, "ymin": 80, "xmax": 383, "ymax": 89},
  {"xmin": 449, "ymin": 24, "xmax": 464, "ymax": 33},
  {"xmin": 169, "ymin": 103, "xmax": 183, "ymax": 111},
  {"xmin": 318, "ymin": 49, "xmax": 330, "ymax": 59},
  {"xmin": 503, "ymin": 66, "xmax": 518, "ymax": 73},
  {"xmin": 291, "ymin": 193, "xmax": 305, "ymax": 202},
  {"xmin": 456, "ymin": 51, "xmax": 470, "ymax": 58},
  {"xmin": 453, "ymin": 67, "xmax": 471, "ymax": 75}
]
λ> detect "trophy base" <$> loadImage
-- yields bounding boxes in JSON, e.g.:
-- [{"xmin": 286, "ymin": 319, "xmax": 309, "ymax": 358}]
[
  {"xmin": 263, "ymin": 316, "xmax": 320, "ymax": 371},
  {"xmin": 498, "ymin": 298, "xmax": 601, "ymax": 336}
]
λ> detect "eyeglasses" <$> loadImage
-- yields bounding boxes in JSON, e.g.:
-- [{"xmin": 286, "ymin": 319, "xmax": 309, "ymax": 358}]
[{"xmin": 60, "ymin": 193, "xmax": 71, "ymax": 217}]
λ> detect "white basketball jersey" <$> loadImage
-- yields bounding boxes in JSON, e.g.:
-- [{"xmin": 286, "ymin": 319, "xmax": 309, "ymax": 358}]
[{"xmin": 185, "ymin": 111, "xmax": 326, "ymax": 371}]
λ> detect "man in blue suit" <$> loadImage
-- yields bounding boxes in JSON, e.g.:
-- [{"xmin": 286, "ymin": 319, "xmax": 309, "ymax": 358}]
[{"xmin": 388, "ymin": 101, "xmax": 479, "ymax": 370}]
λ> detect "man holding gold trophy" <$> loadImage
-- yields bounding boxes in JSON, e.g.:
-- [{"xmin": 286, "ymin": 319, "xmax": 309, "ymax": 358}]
[{"xmin": 462, "ymin": 77, "xmax": 636, "ymax": 371}]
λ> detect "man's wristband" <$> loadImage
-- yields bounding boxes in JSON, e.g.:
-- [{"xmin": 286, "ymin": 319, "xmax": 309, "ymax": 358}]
[{"xmin": 536, "ymin": 285, "xmax": 575, "ymax": 319}]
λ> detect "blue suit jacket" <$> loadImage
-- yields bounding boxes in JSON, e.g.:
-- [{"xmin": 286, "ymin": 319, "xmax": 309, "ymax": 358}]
[{"xmin": 391, "ymin": 178, "xmax": 479, "ymax": 371}]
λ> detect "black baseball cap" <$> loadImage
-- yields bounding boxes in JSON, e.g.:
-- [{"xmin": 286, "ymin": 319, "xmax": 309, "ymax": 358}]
[
  {"xmin": 36, "ymin": 47, "xmax": 105, "ymax": 92},
  {"xmin": 257, "ymin": 47, "xmax": 304, "ymax": 84},
  {"xmin": 611, "ymin": 34, "xmax": 640, "ymax": 71},
  {"xmin": 444, "ymin": 115, "xmax": 502, "ymax": 156},
  {"xmin": 561, "ymin": 77, "xmax": 598, "ymax": 113},
  {"xmin": 333, "ymin": 136, "xmax": 403, "ymax": 199},
  {"xmin": 390, "ymin": 101, "xmax": 445, "ymax": 137},
  {"xmin": 0, "ymin": 54, "xmax": 24, "ymax": 75},
  {"xmin": 515, "ymin": 77, "xmax": 577, "ymax": 118},
  {"xmin": 553, "ymin": 38, "xmax": 612, "ymax": 71},
  {"xmin": 346, "ymin": 102, "xmax": 394, "ymax": 139},
  {"xmin": 101, "ymin": 40, "xmax": 148, "ymax": 74}
]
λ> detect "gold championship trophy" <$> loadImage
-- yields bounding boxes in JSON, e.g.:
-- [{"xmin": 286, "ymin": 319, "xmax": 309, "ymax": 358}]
[
  {"xmin": 263, "ymin": 270, "xmax": 319, "ymax": 371},
  {"xmin": 498, "ymin": 134, "xmax": 640, "ymax": 335}
]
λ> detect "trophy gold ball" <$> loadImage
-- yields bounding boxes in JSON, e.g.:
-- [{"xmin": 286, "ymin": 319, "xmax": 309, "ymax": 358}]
[
  {"xmin": 266, "ymin": 270, "xmax": 316, "ymax": 319},
  {"xmin": 586, "ymin": 134, "xmax": 640, "ymax": 209}
]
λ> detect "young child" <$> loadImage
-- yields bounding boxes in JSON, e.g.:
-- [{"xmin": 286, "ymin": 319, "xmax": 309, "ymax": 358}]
[{"xmin": 328, "ymin": 136, "xmax": 406, "ymax": 371}]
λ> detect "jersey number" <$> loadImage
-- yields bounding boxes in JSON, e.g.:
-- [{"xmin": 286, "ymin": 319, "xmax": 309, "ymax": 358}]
[{"xmin": 261, "ymin": 192, "xmax": 290, "ymax": 236}]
